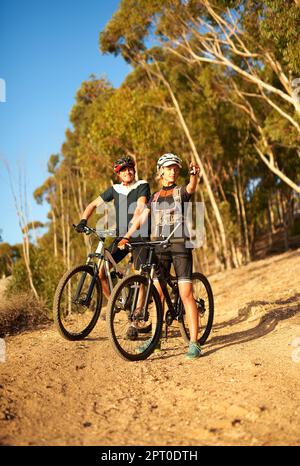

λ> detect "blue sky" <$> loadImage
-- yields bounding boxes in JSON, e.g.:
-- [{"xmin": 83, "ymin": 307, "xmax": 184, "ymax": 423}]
[{"xmin": 0, "ymin": 0, "xmax": 131, "ymax": 245}]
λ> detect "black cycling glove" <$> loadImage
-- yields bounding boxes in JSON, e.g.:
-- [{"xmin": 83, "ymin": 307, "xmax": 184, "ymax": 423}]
[{"xmin": 75, "ymin": 219, "xmax": 87, "ymax": 233}]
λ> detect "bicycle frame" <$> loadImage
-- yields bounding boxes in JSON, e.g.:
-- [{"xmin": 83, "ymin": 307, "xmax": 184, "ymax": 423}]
[
  {"xmin": 72, "ymin": 226, "xmax": 131, "ymax": 305},
  {"xmin": 128, "ymin": 236, "xmax": 184, "ymax": 329}
]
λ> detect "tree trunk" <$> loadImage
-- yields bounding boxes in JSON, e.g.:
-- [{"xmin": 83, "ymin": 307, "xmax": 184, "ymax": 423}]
[
  {"xmin": 237, "ymin": 163, "xmax": 251, "ymax": 263},
  {"xmin": 231, "ymin": 169, "xmax": 244, "ymax": 260},
  {"xmin": 200, "ymin": 189, "xmax": 222, "ymax": 271},
  {"xmin": 22, "ymin": 239, "xmax": 39, "ymax": 299},
  {"xmin": 72, "ymin": 173, "xmax": 91, "ymax": 256},
  {"xmin": 4, "ymin": 159, "xmax": 39, "ymax": 298},
  {"xmin": 216, "ymin": 174, "xmax": 227, "ymax": 204},
  {"xmin": 255, "ymin": 144, "xmax": 300, "ymax": 194},
  {"xmin": 249, "ymin": 222, "xmax": 256, "ymax": 258},
  {"xmin": 66, "ymin": 221, "xmax": 71, "ymax": 270},
  {"xmin": 283, "ymin": 214, "xmax": 289, "ymax": 251},
  {"xmin": 230, "ymin": 239, "xmax": 239, "ymax": 269},
  {"xmin": 155, "ymin": 68, "xmax": 231, "ymax": 268},
  {"xmin": 201, "ymin": 229, "xmax": 210, "ymax": 275},
  {"xmin": 275, "ymin": 189, "xmax": 284, "ymax": 224},
  {"xmin": 267, "ymin": 195, "xmax": 276, "ymax": 234},
  {"xmin": 267, "ymin": 195, "xmax": 275, "ymax": 248},
  {"xmin": 280, "ymin": 192, "xmax": 289, "ymax": 251},
  {"xmin": 59, "ymin": 182, "xmax": 67, "ymax": 265},
  {"xmin": 51, "ymin": 209, "xmax": 58, "ymax": 257}
]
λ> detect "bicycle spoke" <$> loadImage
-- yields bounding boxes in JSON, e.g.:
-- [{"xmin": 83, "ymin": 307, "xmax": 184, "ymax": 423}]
[
  {"xmin": 178, "ymin": 272, "xmax": 214, "ymax": 345},
  {"xmin": 107, "ymin": 275, "xmax": 163, "ymax": 361},
  {"xmin": 53, "ymin": 265, "xmax": 102, "ymax": 340}
]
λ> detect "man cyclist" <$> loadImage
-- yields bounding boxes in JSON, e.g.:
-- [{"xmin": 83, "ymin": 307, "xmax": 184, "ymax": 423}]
[
  {"xmin": 118, "ymin": 153, "xmax": 202, "ymax": 359},
  {"xmin": 75, "ymin": 156, "xmax": 150, "ymax": 336}
]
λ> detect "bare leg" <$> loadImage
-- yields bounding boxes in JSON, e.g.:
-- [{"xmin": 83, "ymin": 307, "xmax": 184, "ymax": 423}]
[
  {"xmin": 99, "ymin": 267, "xmax": 110, "ymax": 300},
  {"xmin": 178, "ymin": 281, "xmax": 198, "ymax": 342},
  {"xmin": 153, "ymin": 279, "xmax": 165, "ymax": 311}
]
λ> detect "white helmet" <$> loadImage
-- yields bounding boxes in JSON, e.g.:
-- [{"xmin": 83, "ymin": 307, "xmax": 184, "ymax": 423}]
[{"xmin": 156, "ymin": 153, "xmax": 182, "ymax": 172}]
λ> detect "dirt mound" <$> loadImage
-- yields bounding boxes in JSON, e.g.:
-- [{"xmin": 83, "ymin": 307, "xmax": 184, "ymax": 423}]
[
  {"xmin": 0, "ymin": 249, "xmax": 299, "ymax": 446},
  {"xmin": 0, "ymin": 292, "xmax": 50, "ymax": 337}
]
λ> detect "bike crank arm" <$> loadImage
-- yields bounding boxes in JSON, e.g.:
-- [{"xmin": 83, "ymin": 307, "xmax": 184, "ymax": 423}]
[{"xmin": 164, "ymin": 310, "xmax": 174, "ymax": 340}]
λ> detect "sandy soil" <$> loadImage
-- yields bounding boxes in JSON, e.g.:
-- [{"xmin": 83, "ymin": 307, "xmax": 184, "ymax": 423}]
[{"xmin": 0, "ymin": 249, "xmax": 299, "ymax": 446}]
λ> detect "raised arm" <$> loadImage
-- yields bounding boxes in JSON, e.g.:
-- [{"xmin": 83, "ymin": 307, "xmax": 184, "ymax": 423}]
[{"xmin": 186, "ymin": 162, "xmax": 201, "ymax": 194}]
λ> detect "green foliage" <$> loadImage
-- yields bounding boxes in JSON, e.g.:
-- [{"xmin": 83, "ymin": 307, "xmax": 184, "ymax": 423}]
[
  {"xmin": 16, "ymin": 0, "xmax": 299, "ymax": 279},
  {"xmin": 242, "ymin": 0, "xmax": 300, "ymax": 75},
  {"xmin": 7, "ymin": 247, "xmax": 64, "ymax": 312},
  {"xmin": 0, "ymin": 243, "xmax": 21, "ymax": 277}
]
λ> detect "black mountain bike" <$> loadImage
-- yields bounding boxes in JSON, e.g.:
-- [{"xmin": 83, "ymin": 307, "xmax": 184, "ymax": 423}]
[
  {"xmin": 106, "ymin": 233, "xmax": 214, "ymax": 361},
  {"xmin": 53, "ymin": 226, "xmax": 133, "ymax": 340}
]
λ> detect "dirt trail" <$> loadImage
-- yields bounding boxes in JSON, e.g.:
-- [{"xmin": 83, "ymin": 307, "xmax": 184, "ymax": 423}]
[{"xmin": 0, "ymin": 249, "xmax": 300, "ymax": 446}]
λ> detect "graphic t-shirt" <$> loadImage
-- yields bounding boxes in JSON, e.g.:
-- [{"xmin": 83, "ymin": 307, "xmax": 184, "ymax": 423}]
[{"xmin": 100, "ymin": 180, "xmax": 150, "ymax": 237}]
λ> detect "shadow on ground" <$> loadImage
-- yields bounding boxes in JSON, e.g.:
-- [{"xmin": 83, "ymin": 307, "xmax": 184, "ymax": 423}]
[{"xmin": 204, "ymin": 293, "xmax": 300, "ymax": 357}]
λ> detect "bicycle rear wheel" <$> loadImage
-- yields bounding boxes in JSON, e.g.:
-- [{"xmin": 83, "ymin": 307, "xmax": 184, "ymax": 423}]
[
  {"xmin": 178, "ymin": 272, "xmax": 214, "ymax": 345},
  {"xmin": 53, "ymin": 265, "xmax": 102, "ymax": 340},
  {"xmin": 107, "ymin": 274, "xmax": 163, "ymax": 361}
]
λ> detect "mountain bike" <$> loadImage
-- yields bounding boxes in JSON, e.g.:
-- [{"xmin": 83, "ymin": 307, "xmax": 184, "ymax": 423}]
[
  {"xmin": 53, "ymin": 226, "xmax": 134, "ymax": 341},
  {"xmin": 106, "ymin": 231, "xmax": 214, "ymax": 361}
]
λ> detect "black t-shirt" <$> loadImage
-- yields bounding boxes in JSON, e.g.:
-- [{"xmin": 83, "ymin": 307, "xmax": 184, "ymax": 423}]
[
  {"xmin": 100, "ymin": 180, "xmax": 150, "ymax": 237},
  {"xmin": 147, "ymin": 184, "xmax": 191, "ymax": 241}
]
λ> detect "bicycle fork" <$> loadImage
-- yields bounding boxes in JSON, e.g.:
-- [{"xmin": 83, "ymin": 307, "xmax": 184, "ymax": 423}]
[
  {"xmin": 130, "ymin": 264, "xmax": 156, "ymax": 324},
  {"xmin": 73, "ymin": 260, "xmax": 101, "ymax": 306}
]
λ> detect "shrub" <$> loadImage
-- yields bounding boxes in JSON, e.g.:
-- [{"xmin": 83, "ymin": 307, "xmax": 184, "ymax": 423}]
[
  {"xmin": 7, "ymin": 246, "xmax": 65, "ymax": 314},
  {"xmin": 0, "ymin": 292, "xmax": 50, "ymax": 336}
]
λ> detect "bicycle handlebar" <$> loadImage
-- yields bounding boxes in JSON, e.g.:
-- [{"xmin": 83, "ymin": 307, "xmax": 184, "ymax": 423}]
[
  {"xmin": 124, "ymin": 236, "xmax": 185, "ymax": 250},
  {"xmin": 72, "ymin": 224, "xmax": 116, "ymax": 239},
  {"xmin": 169, "ymin": 238, "xmax": 185, "ymax": 244}
]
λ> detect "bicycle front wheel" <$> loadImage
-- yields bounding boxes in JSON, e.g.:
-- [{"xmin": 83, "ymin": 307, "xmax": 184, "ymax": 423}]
[
  {"xmin": 53, "ymin": 265, "xmax": 102, "ymax": 340},
  {"xmin": 107, "ymin": 274, "xmax": 163, "ymax": 361},
  {"xmin": 178, "ymin": 272, "xmax": 214, "ymax": 345}
]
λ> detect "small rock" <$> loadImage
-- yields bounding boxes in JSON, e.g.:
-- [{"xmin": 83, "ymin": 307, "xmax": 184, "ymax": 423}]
[
  {"xmin": 83, "ymin": 422, "xmax": 92, "ymax": 428},
  {"xmin": 232, "ymin": 419, "xmax": 241, "ymax": 427},
  {"xmin": 3, "ymin": 409, "xmax": 16, "ymax": 421},
  {"xmin": 259, "ymin": 405, "xmax": 267, "ymax": 412},
  {"xmin": 75, "ymin": 364, "xmax": 86, "ymax": 370}
]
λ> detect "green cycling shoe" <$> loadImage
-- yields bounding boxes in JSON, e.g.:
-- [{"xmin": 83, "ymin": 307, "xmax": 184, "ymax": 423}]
[
  {"xmin": 186, "ymin": 342, "xmax": 202, "ymax": 360},
  {"xmin": 136, "ymin": 338, "xmax": 161, "ymax": 354}
]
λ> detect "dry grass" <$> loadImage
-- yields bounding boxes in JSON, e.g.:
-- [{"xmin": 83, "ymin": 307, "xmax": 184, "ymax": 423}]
[{"xmin": 0, "ymin": 292, "xmax": 50, "ymax": 337}]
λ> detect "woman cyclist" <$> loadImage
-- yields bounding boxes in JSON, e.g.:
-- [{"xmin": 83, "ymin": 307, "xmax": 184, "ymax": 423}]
[{"xmin": 118, "ymin": 153, "xmax": 202, "ymax": 360}]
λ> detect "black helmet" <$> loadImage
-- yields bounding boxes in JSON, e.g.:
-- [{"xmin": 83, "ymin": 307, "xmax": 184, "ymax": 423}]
[{"xmin": 113, "ymin": 156, "xmax": 135, "ymax": 173}]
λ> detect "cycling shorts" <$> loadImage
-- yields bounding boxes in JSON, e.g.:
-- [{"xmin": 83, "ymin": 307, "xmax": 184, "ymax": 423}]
[
  {"xmin": 153, "ymin": 243, "xmax": 193, "ymax": 283},
  {"xmin": 108, "ymin": 239, "xmax": 147, "ymax": 270}
]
